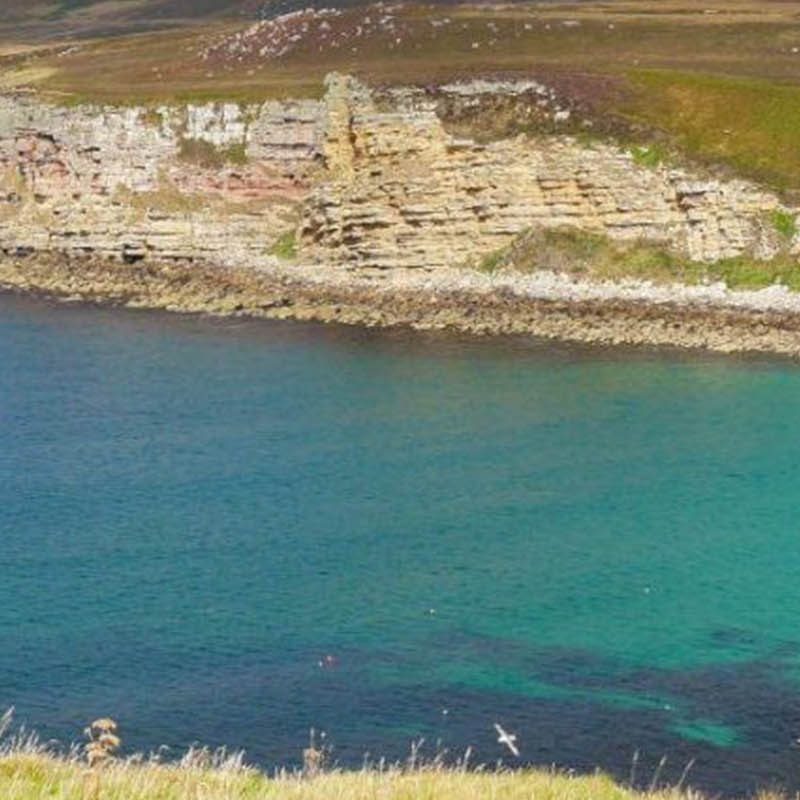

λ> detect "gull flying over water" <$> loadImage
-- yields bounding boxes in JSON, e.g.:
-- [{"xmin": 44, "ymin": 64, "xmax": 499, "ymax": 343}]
[{"xmin": 493, "ymin": 722, "xmax": 520, "ymax": 757}]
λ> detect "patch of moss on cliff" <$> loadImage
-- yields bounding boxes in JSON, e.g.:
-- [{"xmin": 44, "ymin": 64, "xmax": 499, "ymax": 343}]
[
  {"xmin": 629, "ymin": 143, "xmax": 668, "ymax": 169},
  {"xmin": 178, "ymin": 138, "xmax": 249, "ymax": 169},
  {"xmin": 139, "ymin": 108, "xmax": 165, "ymax": 129},
  {"xmin": 268, "ymin": 230, "xmax": 297, "ymax": 260},
  {"xmin": 770, "ymin": 209, "xmax": 797, "ymax": 241},
  {"xmin": 115, "ymin": 178, "xmax": 208, "ymax": 215}
]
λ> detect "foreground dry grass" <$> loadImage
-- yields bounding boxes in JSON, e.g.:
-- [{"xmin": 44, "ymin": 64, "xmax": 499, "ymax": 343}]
[{"xmin": 0, "ymin": 753, "xmax": 717, "ymax": 800}]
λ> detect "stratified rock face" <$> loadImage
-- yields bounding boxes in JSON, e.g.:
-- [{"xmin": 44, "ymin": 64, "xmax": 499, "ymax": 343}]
[
  {"xmin": 0, "ymin": 75, "xmax": 792, "ymax": 273},
  {"xmin": 0, "ymin": 95, "xmax": 324, "ymax": 263},
  {"xmin": 301, "ymin": 74, "xmax": 787, "ymax": 268}
]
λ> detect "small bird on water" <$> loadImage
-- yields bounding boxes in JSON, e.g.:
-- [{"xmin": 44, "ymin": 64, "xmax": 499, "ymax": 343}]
[{"xmin": 493, "ymin": 722, "xmax": 520, "ymax": 757}]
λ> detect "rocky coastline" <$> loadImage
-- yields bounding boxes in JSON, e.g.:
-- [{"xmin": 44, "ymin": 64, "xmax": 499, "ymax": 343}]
[
  {"xmin": 5, "ymin": 72, "xmax": 800, "ymax": 356},
  {"xmin": 6, "ymin": 254, "xmax": 800, "ymax": 356}
]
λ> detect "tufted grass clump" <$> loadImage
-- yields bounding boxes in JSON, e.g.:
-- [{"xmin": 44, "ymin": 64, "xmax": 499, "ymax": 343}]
[
  {"xmin": 770, "ymin": 209, "xmax": 797, "ymax": 241},
  {"xmin": 269, "ymin": 230, "xmax": 298, "ymax": 260},
  {"xmin": 629, "ymin": 143, "xmax": 668, "ymax": 169},
  {"xmin": 84, "ymin": 718, "xmax": 120, "ymax": 768},
  {"xmin": 478, "ymin": 247, "xmax": 507, "ymax": 273}
]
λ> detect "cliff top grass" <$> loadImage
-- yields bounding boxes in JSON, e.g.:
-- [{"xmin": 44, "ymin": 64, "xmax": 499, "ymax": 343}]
[
  {"xmin": 7, "ymin": 0, "xmax": 800, "ymax": 101},
  {"xmin": 0, "ymin": 752, "xmax": 757, "ymax": 800},
  {"xmin": 5, "ymin": 0, "xmax": 800, "ymax": 194},
  {"xmin": 620, "ymin": 70, "xmax": 800, "ymax": 198}
]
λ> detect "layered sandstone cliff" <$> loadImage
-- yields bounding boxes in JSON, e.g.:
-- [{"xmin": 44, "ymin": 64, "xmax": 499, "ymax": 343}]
[
  {"xmin": 0, "ymin": 94, "xmax": 322, "ymax": 263},
  {"xmin": 0, "ymin": 73, "xmax": 794, "ymax": 273}
]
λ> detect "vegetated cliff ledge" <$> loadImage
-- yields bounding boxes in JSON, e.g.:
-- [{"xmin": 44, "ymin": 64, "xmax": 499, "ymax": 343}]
[{"xmin": 3, "ymin": 72, "xmax": 800, "ymax": 355}]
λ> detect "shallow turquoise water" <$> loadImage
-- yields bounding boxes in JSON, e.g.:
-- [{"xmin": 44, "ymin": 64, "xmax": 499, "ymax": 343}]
[{"xmin": 2, "ymin": 294, "xmax": 800, "ymax": 794}]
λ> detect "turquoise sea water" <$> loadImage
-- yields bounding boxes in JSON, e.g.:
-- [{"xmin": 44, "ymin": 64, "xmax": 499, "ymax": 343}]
[{"xmin": 3, "ymin": 293, "xmax": 800, "ymax": 794}]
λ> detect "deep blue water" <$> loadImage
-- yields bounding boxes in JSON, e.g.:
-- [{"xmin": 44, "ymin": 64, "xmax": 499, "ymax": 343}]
[{"xmin": 3, "ymin": 293, "xmax": 800, "ymax": 795}]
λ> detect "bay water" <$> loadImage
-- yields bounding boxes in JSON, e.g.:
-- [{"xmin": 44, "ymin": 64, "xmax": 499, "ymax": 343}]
[{"xmin": 2, "ymin": 293, "xmax": 800, "ymax": 794}]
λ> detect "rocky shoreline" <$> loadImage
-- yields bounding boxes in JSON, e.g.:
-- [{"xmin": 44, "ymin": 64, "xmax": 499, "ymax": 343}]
[
  {"xmin": 5, "ymin": 254, "xmax": 800, "ymax": 356},
  {"xmin": 5, "ymin": 73, "xmax": 800, "ymax": 358}
]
